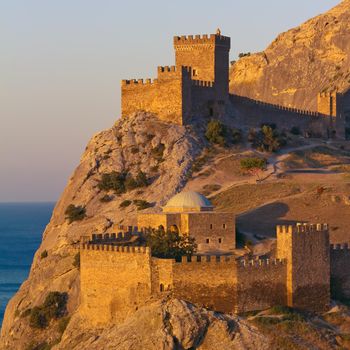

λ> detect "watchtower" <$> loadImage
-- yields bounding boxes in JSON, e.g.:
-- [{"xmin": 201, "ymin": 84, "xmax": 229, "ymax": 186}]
[
  {"xmin": 276, "ymin": 223, "xmax": 330, "ymax": 312},
  {"xmin": 317, "ymin": 92, "xmax": 339, "ymax": 117},
  {"xmin": 173, "ymin": 32, "xmax": 231, "ymax": 100}
]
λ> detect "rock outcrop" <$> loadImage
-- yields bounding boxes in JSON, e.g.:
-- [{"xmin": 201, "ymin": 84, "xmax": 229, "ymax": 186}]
[
  {"xmin": 230, "ymin": 0, "xmax": 350, "ymax": 110},
  {"xmin": 0, "ymin": 112, "xmax": 203, "ymax": 350}
]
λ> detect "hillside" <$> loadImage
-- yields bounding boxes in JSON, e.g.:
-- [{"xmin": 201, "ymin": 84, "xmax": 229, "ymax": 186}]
[{"xmin": 230, "ymin": 0, "xmax": 350, "ymax": 110}]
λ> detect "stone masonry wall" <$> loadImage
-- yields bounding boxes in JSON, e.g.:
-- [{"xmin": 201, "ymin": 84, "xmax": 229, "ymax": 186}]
[
  {"xmin": 330, "ymin": 244, "xmax": 350, "ymax": 300},
  {"xmin": 277, "ymin": 224, "xmax": 330, "ymax": 312},
  {"xmin": 80, "ymin": 244, "xmax": 152, "ymax": 325},
  {"xmin": 172, "ymin": 255, "xmax": 237, "ymax": 313},
  {"xmin": 235, "ymin": 259, "xmax": 287, "ymax": 313}
]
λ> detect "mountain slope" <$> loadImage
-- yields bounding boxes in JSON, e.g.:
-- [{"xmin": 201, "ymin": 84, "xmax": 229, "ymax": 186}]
[{"xmin": 230, "ymin": 0, "xmax": 350, "ymax": 110}]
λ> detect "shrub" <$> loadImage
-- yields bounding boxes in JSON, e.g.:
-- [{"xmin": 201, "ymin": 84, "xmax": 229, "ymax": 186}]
[
  {"xmin": 64, "ymin": 204, "xmax": 86, "ymax": 224},
  {"xmin": 97, "ymin": 171, "xmax": 126, "ymax": 194},
  {"xmin": 151, "ymin": 143, "xmax": 165, "ymax": 160},
  {"xmin": 120, "ymin": 200, "xmax": 132, "ymax": 208},
  {"xmin": 231, "ymin": 127, "xmax": 242, "ymax": 144},
  {"xmin": 131, "ymin": 147, "xmax": 139, "ymax": 154},
  {"xmin": 133, "ymin": 199, "xmax": 153, "ymax": 210},
  {"xmin": 25, "ymin": 342, "xmax": 51, "ymax": 350},
  {"xmin": 28, "ymin": 291, "xmax": 68, "ymax": 329},
  {"xmin": 124, "ymin": 175, "xmax": 139, "ymax": 191},
  {"xmin": 99, "ymin": 194, "xmax": 113, "ymax": 203},
  {"xmin": 73, "ymin": 252, "xmax": 80, "ymax": 268},
  {"xmin": 205, "ymin": 119, "xmax": 226, "ymax": 146},
  {"xmin": 21, "ymin": 308, "xmax": 32, "ymax": 318},
  {"xmin": 248, "ymin": 125, "xmax": 286, "ymax": 152},
  {"xmin": 145, "ymin": 227, "xmax": 197, "ymax": 260},
  {"xmin": 240, "ymin": 157, "xmax": 267, "ymax": 171},
  {"xmin": 40, "ymin": 250, "xmax": 48, "ymax": 259},
  {"xmin": 238, "ymin": 52, "xmax": 251, "ymax": 58},
  {"xmin": 135, "ymin": 170, "xmax": 149, "ymax": 187}
]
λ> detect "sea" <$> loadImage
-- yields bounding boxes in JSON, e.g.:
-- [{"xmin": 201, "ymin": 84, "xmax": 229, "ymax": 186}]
[{"xmin": 0, "ymin": 202, "xmax": 55, "ymax": 328}]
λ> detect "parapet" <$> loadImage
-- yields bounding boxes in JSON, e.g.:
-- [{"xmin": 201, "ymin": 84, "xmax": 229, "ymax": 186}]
[
  {"xmin": 238, "ymin": 258, "xmax": 286, "ymax": 268},
  {"xmin": 157, "ymin": 65, "xmax": 192, "ymax": 79},
  {"xmin": 276, "ymin": 223, "xmax": 329, "ymax": 235},
  {"xmin": 80, "ymin": 243, "xmax": 150, "ymax": 254},
  {"xmin": 121, "ymin": 78, "xmax": 157, "ymax": 86},
  {"xmin": 173, "ymin": 33, "xmax": 230, "ymax": 48},
  {"xmin": 318, "ymin": 91, "xmax": 338, "ymax": 98},
  {"xmin": 330, "ymin": 243, "xmax": 350, "ymax": 251},
  {"xmin": 191, "ymin": 80, "xmax": 214, "ymax": 88},
  {"xmin": 178, "ymin": 255, "xmax": 234, "ymax": 264}
]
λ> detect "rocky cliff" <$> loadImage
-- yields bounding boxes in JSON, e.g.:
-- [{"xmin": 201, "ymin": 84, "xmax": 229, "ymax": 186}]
[
  {"xmin": 230, "ymin": 0, "xmax": 350, "ymax": 110},
  {"xmin": 0, "ymin": 112, "xmax": 204, "ymax": 349}
]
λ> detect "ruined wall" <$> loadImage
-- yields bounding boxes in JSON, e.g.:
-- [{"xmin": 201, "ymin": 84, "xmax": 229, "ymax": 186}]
[
  {"xmin": 151, "ymin": 258, "xmax": 174, "ymax": 295},
  {"xmin": 276, "ymin": 224, "xmax": 330, "ymax": 312},
  {"xmin": 121, "ymin": 66, "xmax": 192, "ymax": 125},
  {"xmin": 330, "ymin": 244, "xmax": 350, "ymax": 301},
  {"xmin": 80, "ymin": 244, "xmax": 152, "ymax": 325},
  {"xmin": 235, "ymin": 259, "xmax": 287, "ymax": 313},
  {"xmin": 183, "ymin": 212, "xmax": 236, "ymax": 252},
  {"xmin": 172, "ymin": 255, "xmax": 237, "ymax": 313},
  {"xmin": 137, "ymin": 213, "xmax": 182, "ymax": 232},
  {"xmin": 231, "ymin": 94, "xmax": 338, "ymax": 139}
]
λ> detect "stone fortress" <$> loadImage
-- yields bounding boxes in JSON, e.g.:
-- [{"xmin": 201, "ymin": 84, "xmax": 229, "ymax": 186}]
[
  {"xmin": 79, "ymin": 192, "xmax": 350, "ymax": 325},
  {"xmin": 121, "ymin": 30, "xmax": 347, "ymax": 139}
]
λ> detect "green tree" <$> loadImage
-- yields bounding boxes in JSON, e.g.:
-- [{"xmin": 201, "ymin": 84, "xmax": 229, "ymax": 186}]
[
  {"xmin": 205, "ymin": 119, "xmax": 226, "ymax": 146},
  {"xmin": 97, "ymin": 171, "xmax": 126, "ymax": 194},
  {"xmin": 145, "ymin": 227, "xmax": 197, "ymax": 260},
  {"xmin": 64, "ymin": 204, "xmax": 86, "ymax": 224}
]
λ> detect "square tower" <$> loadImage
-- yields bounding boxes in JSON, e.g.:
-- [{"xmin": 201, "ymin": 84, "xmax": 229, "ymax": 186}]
[
  {"xmin": 276, "ymin": 223, "xmax": 330, "ymax": 312},
  {"xmin": 173, "ymin": 33, "xmax": 231, "ymax": 100}
]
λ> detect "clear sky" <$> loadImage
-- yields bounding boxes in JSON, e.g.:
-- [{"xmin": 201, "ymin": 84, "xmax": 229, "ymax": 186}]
[{"xmin": 0, "ymin": 0, "xmax": 340, "ymax": 202}]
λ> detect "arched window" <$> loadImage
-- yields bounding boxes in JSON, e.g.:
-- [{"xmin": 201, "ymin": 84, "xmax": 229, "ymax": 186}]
[{"xmin": 160, "ymin": 284, "xmax": 164, "ymax": 292}]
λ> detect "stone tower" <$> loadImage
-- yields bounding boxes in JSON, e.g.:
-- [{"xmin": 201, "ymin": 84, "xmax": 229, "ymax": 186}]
[
  {"xmin": 317, "ymin": 92, "xmax": 339, "ymax": 117},
  {"xmin": 276, "ymin": 223, "xmax": 330, "ymax": 312},
  {"xmin": 173, "ymin": 33, "xmax": 231, "ymax": 100}
]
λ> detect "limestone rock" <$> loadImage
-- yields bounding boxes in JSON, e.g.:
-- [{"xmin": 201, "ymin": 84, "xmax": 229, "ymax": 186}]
[{"xmin": 230, "ymin": 0, "xmax": 350, "ymax": 111}]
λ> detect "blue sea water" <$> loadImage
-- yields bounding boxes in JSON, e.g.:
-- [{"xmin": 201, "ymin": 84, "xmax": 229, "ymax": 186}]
[{"xmin": 0, "ymin": 202, "xmax": 55, "ymax": 327}]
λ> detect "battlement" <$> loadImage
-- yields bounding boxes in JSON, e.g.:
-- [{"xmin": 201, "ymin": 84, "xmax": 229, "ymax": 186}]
[
  {"xmin": 231, "ymin": 94, "xmax": 321, "ymax": 117},
  {"xmin": 276, "ymin": 223, "xmax": 328, "ymax": 235},
  {"xmin": 238, "ymin": 258, "xmax": 286, "ymax": 268},
  {"xmin": 191, "ymin": 80, "xmax": 214, "ymax": 87},
  {"xmin": 121, "ymin": 78, "xmax": 158, "ymax": 86},
  {"xmin": 81, "ymin": 243, "xmax": 150, "ymax": 254},
  {"xmin": 330, "ymin": 243, "xmax": 350, "ymax": 251},
  {"xmin": 178, "ymin": 255, "xmax": 235, "ymax": 264},
  {"xmin": 173, "ymin": 34, "xmax": 230, "ymax": 47},
  {"xmin": 318, "ymin": 91, "xmax": 339, "ymax": 98}
]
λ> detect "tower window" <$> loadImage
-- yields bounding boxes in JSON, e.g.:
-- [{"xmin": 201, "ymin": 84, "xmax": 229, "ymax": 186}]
[
  {"xmin": 206, "ymin": 238, "xmax": 210, "ymax": 244},
  {"xmin": 218, "ymin": 238, "xmax": 222, "ymax": 244},
  {"xmin": 209, "ymin": 108, "xmax": 214, "ymax": 116},
  {"xmin": 223, "ymin": 224, "xmax": 227, "ymax": 229},
  {"xmin": 193, "ymin": 69, "xmax": 197, "ymax": 76},
  {"xmin": 210, "ymin": 224, "xmax": 213, "ymax": 229}
]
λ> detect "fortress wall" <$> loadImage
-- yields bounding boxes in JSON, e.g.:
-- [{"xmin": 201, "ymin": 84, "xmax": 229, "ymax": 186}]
[
  {"xmin": 235, "ymin": 259, "xmax": 287, "ymax": 313},
  {"xmin": 277, "ymin": 224, "xmax": 330, "ymax": 311},
  {"xmin": 231, "ymin": 95, "xmax": 332, "ymax": 138},
  {"xmin": 172, "ymin": 255, "xmax": 237, "ymax": 313},
  {"xmin": 80, "ymin": 244, "xmax": 152, "ymax": 325},
  {"xmin": 121, "ymin": 76, "xmax": 184, "ymax": 125},
  {"xmin": 330, "ymin": 244, "xmax": 350, "ymax": 300},
  {"xmin": 151, "ymin": 258, "xmax": 174, "ymax": 295},
  {"xmin": 191, "ymin": 84, "xmax": 218, "ymax": 118}
]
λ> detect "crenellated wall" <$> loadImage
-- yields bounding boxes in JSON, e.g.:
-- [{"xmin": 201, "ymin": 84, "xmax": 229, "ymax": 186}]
[
  {"xmin": 330, "ymin": 243, "xmax": 350, "ymax": 300},
  {"xmin": 80, "ymin": 244, "xmax": 152, "ymax": 325},
  {"xmin": 276, "ymin": 223, "xmax": 330, "ymax": 312}
]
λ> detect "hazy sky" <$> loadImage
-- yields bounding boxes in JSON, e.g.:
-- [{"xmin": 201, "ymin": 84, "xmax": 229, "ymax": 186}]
[{"xmin": 0, "ymin": 0, "xmax": 340, "ymax": 202}]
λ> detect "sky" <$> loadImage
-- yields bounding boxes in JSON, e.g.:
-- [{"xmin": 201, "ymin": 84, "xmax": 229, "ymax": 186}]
[{"xmin": 0, "ymin": 0, "xmax": 341, "ymax": 202}]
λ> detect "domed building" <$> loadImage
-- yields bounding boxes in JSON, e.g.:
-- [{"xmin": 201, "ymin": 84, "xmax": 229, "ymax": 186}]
[{"xmin": 138, "ymin": 191, "xmax": 236, "ymax": 253}]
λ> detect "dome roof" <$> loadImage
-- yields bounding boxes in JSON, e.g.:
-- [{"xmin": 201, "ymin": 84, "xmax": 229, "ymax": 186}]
[{"xmin": 163, "ymin": 191, "xmax": 214, "ymax": 213}]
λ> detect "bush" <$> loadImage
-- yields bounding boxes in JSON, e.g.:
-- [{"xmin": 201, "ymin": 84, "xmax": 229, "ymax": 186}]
[
  {"xmin": 73, "ymin": 252, "xmax": 80, "ymax": 268},
  {"xmin": 40, "ymin": 250, "xmax": 48, "ymax": 259},
  {"xmin": 205, "ymin": 119, "xmax": 226, "ymax": 146},
  {"xmin": 64, "ymin": 204, "xmax": 86, "ymax": 224},
  {"xmin": 238, "ymin": 52, "xmax": 251, "ymax": 58},
  {"xmin": 120, "ymin": 200, "xmax": 132, "ymax": 208},
  {"xmin": 231, "ymin": 127, "xmax": 242, "ymax": 144},
  {"xmin": 145, "ymin": 227, "xmax": 197, "ymax": 260},
  {"xmin": 240, "ymin": 157, "xmax": 267, "ymax": 171},
  {"xmin": 99, "ymin": 194, "xmax": 113, "ymax": 203},
  {"xmin": 248, "ymin": 125, "xmax": 286, "ymax": 152},
  {"xmin": 124, "ymin": 175, "xmax": 139, "ymax": 191},
  {"xmin": 28, "ymin": 291, "xmax": 68, "ymax": 329},
  {"xmin": 133, "ymin": 199, "xmax": 153, "ymax": 210},
  {"xmin": 97, "ymin": 171, "xmax": 126, "ymax": 194},
  {"xmin": 25, "ymin": 342, "xmax": 51, "ymax": 350}
]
